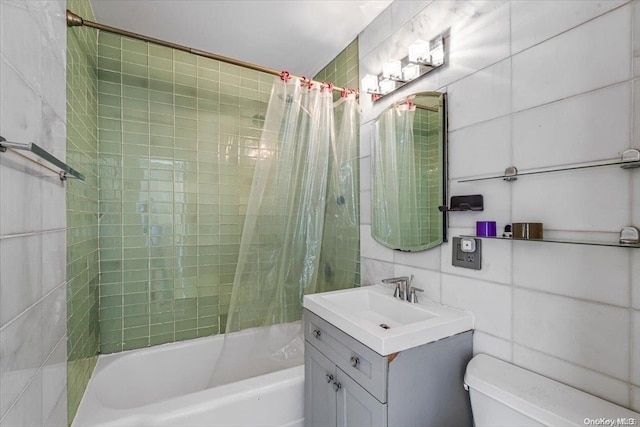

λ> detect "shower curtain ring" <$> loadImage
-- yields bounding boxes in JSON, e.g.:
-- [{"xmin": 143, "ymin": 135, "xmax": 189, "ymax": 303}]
[{"xmin": 280, "ymin": 71, "xmax": 291, "ymax": 82}]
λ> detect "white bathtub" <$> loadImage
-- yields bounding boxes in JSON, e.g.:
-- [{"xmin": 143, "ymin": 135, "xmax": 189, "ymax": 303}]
[{"xmin": 72, "ymin": 326, "xmax": 305, "ymax": 427}]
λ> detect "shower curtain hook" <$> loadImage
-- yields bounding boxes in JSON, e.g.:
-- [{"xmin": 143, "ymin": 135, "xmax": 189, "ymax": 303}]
[
  {"xmin": 326, "ymin": 82, "xmax": 334, "ymax": 93},
  {"xmin": 279, "ymin": 71, "xmax": 291, "ymax": 82}
]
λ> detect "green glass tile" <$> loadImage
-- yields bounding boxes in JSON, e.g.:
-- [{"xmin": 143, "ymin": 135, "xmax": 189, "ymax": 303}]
[
  {"xmin": 99, "ymin": 32, "xmax": 122, "ymax": 49},
  {"xmin": 175, "ymin": 95, "xmax": 197, "ymax": 109},
  {"xmin": 197, "ymin": 326, "xmax": 218, "ymax": 337},
  {"xmin": 122, "ymin": 131, "xmax": 150, "ymax": 146},
  {"xmin": 122, "ymin": 62, "xmax": 148, "ymax": 78},
  {"xmin": 98, "ymin": 68, "xmax": 121, "ymax": 84},
  {"xmin": 98, "ymin": 56, "xmax": 121, "ymax": 72},
  {"xmin": 150, "ymin": 79, "xmax": 174, "ymax": 94},
  {"xmin": 100, "ymin": 318, "xmax": 123, "ymax": 332},
  {"xmin": 150, "ymin": 323, "xmax": 174, "ymax": 336},
  {"xmin": 123, "ymin": 337, "xmax": 150, "ymax": 351},
  {"xmin": 174, "ymin": 50, "xmax": 196, "ymax": 65},
  {"xmin": 122, "ymin": 97, "xmax": 148, "ymax": 112},
  {"xmin": 150, "ymin": 333, "xmax": 174, "ymax": 346},
  {"xmin": 150, "ymin": 112, "xmax": 174, "ymax": 126},
  {"xmin": 123, "ymin": 86, "xmax": 149, "ymax": 102},
  {"xmin": 197, "ymin": 56, "xmax": 219, "ymax": 71},
  {"xmin": 149, "ymin": 44, "xmax": 172, "ymax": 60},
  {"xmin": 98, "ymin": 44, "xmax": 121, "ymax": 61},
  {"xmin": 101, "ymin": 342, "xmax": 123, "ymax": 354},
  {"xmin": 100, "ymin": 93, "xmax": 122, "ymax": 108},
  {"xmin": 175, "ymin": 61, "xmax": 196, "ymax": 76},
  {"xmin": 122, "ymin": 38, "xmax": 148, "ymax": 55},
  {"xmin": 175, "ymin": 116, "xmax": 196, "ymax": 129},
  {"xmin": 123, "ymin": 50, "xmax": 147, "ymax": 66},
  {"xmin": 148, "ymin": 68, "xmax": 173, "ymax": 83},
  {"xmin": 124, "ymin": 314, "xmax": 150, "ymax": 328}
]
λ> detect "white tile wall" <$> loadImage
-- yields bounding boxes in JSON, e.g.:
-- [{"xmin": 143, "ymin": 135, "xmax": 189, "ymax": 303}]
[
  {"xmin": 447, "ymin": 59, "xmax": 511, "ymax": 131},
  {"xmin": 513, "ymin": 289, "xmax": 629, "ymax": 380},
  {"xmin": 359, "ymin": 0, "xmax": 639, "ymax": 410},
  {"xmin": 512, "ymin": 344, "xmax": 631, "ymax": 407},
  {"xmin": 393, "ymin": 263, "xmax": 440, "ymax": 302},
  {"xmin": 513, "ymin": 244, "xmax": 631, "ymax": 307},
  {"xmin": 360, "ymin": 257, "xmax": 394, "ymax": 286},
  {"xmin": 512, "ymin": 5, "xmax": 632, "ymax": 112},
  {"xmin": 512, "ymin": 168, "xmax": 630, "ymax": 232},
  {"xmin": 0, "ymin": 0, "xmax": 67, "ymax": 424},
  {"xmin": 512, "ymin": 83, "xmax": 633, "ymax": 170},
  {"xmin": 511, "ymin": 1, "xmax": 628, "ymax": 55},
  {"xmin": 441, "ymin": 274, "xmax": 512, "ymax": 339},
  {"xmin": 448, "ymin": 116, "xmax": 511, "ymax": 180},
  {"xmin": 472, "ymin": 331, "xmax": 512, "ymax": 362}
]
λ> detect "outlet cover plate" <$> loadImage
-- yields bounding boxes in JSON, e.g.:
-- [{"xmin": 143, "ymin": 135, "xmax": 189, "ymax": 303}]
[{"xmin": 452, "ymin": 237, "xmax": 481, "ymax": 270}]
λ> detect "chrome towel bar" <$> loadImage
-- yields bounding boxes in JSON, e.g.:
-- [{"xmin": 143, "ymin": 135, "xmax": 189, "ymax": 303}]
[{"xmin": 0, "ymin": 135, "xmax": 85, "ymax": 181}]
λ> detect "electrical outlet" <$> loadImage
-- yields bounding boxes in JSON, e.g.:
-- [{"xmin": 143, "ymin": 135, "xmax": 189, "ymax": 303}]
[{"xmin": 452, "ymin": 237, "xmax": 481, "ymax": 270}]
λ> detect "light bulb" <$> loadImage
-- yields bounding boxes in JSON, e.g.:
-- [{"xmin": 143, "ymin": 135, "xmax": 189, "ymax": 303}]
[
  {"xmin": 379, "ymin": 79, "xmax": 397, "ymax": 95},
  {"xmin": 402, "ymin": 63, "xmax": 422, "ymax": 81},
  {"xmin": 361, "ymin": 74, "xmax": 379, "ymax": 94},
  {"xmin": 382, "ymin": 59, "xmax": 402, "ymax": 80},
  {"xmin": 408, "ymin": 39, "xmax": 431, "ymax": 63}
]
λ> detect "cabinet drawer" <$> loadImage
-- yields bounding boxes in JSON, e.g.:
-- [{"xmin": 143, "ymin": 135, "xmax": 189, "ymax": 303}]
[{"xmin": 304, "ymin": 309, "xmax": 388, "ymax": 403}]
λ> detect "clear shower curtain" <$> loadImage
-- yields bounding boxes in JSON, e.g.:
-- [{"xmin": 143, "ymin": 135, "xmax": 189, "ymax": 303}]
[
  {"xmin": 372, "ymin": 103, "xmax": 420, "ymax": 249},
  {"xmin": 209, "ymin": 77, "xmax": 359, "ymax": 387}
]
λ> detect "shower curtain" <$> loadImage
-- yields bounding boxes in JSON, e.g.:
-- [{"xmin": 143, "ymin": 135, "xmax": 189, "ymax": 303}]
[
  {"xmin": 371, "ymin": 103, "xmax": 420, "ymax": 249},
  {"xmin": 209, "ymin": 77, "xmax": 359, "ymax": 386}
]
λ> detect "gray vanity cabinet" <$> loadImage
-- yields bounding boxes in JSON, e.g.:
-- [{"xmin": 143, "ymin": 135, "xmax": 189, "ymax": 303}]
[
  {"xmin": 304, "ymin": 309, "xmax": 473, "ymax": 427},
  {"xmin": 306, "ymin": 343, "xmax": 386, "ymax": 427}
]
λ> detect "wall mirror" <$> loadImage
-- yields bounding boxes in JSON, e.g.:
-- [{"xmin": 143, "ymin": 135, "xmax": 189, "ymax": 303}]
[{"xmin": 371, "ymin": 91, "xmax": 447, "ymax": 252}]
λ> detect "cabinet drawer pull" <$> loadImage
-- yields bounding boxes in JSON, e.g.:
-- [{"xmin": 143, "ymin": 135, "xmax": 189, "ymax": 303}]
[
  {"xmin": 326, "ymin": 374, "xmax": 334, "ymax": 383},
  {"xmin": 333, "ymin": 382, "xmax": 342, "ymax": 392},
  {"xmin": 313, "ymin": 329, "xmax": 321, "ymax": 339},
  {"xmin": 350, "ymin": 356, "xmax": 360, "ymax": 367}
]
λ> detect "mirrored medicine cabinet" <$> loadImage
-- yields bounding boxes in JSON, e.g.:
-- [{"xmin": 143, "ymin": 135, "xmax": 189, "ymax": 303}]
[{"xmin": 371, "ymin": 91, "xmax": 447, "ymax": 252}]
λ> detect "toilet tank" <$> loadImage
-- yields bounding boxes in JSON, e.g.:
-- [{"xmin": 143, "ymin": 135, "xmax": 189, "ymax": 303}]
[{"xmin": 464, "ymin": 354, "xmax": 639, "ymax": 427}]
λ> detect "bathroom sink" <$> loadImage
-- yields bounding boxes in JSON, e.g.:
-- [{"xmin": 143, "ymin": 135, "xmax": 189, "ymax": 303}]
[{"xmin": 303, "ymin": 285, "xmax": 474, "ymax": 355}]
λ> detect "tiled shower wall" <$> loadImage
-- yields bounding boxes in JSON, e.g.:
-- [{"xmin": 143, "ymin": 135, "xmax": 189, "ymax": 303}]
[
  {"xmin": 0, "ymin": 0, "xmax": 68, "ymax": 425},
  {"xmin": 315, "ymin": 39, "xmax": 361, "ymax": 290},
  {"xmin": 359, "ymin": 0, "xmax": 640, "ymax": 411},
  {"xmin": 96, "ymin": 33, "xmax": 274, "ymax": 353},
  {"xmin": 66, "ymin": 0, "xmax": 100, "ymax": 420}
]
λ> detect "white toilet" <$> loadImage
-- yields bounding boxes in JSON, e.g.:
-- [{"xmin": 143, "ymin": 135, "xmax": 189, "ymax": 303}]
[{"xmin": 464, "ymin": 354, "xmax": 640, "ymax": 426}]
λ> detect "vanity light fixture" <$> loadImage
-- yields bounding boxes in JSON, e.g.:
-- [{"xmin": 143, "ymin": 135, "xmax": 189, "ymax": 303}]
[{"xmin": 362, "ymin": 34, "xmax": 445, "ymax": 101}]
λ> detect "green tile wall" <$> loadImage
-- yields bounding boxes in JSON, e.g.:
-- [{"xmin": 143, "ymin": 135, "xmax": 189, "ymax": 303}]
[
  {"xmin": 66, "ymin": 0, "xmax": 100, "ymax": 422},
  {"xmin": 314, "ymin": 39, "xmax": 361, "ymax": 289},
  {"xmin": 96, "ymin": 33, "xmax": 274, "ymax": 353}
]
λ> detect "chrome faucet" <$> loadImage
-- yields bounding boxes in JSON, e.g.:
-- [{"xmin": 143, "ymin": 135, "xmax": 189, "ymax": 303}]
[{"xmin": 381, "ymin": 275, "xmax": 422, "ymax": 302}]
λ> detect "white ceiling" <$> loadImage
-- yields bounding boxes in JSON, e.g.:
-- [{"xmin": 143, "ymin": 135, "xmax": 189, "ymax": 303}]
[{"xmin": 89, "ymin": 0, "xmax": 392, "ymax": 77}]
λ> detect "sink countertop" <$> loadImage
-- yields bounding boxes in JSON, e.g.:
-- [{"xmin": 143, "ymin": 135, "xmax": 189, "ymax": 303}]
[{"xmin": 303, "ymin": 285, "xmax": 474, "ymax": 356}]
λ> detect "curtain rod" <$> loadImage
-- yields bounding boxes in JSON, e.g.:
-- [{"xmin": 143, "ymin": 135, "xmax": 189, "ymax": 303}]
[{"xmin": 66, "ymin": 10, "xmax": 357, "ymax": 96}]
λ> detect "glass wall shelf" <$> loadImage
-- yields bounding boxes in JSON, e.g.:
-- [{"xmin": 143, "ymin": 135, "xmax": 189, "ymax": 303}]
[
  {"xmin": 457, "ymin": 149, "xmax": 640, "ymax": 183},
  {"xmin": 461, "ymin": 235, "xmax": 640, "ymax": 249}
]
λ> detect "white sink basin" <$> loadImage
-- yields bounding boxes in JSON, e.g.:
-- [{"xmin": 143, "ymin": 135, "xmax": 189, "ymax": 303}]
[{"xmin": 303, "ymin": 285, "xmax": 474, "ymax": 355}]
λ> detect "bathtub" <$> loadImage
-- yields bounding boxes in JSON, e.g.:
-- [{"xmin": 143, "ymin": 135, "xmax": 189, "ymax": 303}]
[{"xmin": 72, "ymin": 325, "xmax": 305, "ymax": 427}]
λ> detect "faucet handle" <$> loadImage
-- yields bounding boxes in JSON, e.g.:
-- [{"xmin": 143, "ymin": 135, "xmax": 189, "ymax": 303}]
[{"xmin": 409, "ymin": 287, "xmax": 423, "ymax": 303}]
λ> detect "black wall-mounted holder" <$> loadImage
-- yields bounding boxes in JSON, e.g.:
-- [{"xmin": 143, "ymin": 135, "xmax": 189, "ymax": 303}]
[{"xmin": 439, "ymin": 194, "xmax": 483, "ymax": 212}]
